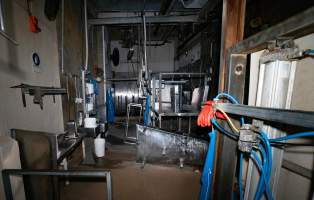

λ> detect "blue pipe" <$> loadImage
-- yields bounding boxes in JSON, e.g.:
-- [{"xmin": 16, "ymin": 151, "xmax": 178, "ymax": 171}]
[{"xmin": 199, "ymin": 129, "xmax": 216, "ymax": 200}]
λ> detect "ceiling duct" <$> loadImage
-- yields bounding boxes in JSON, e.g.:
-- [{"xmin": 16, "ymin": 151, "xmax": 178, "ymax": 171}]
[{"xmin": 180, "ymin": 0, "xmax": 208, "ymax": 8}]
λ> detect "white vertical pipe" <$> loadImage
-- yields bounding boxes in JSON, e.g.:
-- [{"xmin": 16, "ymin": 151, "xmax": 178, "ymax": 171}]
[
  {"xmin": 142, "ymin": 13, "xmax": 148, "ymax": 80},
  {"xmin": 81, "ymin": 70, "xmax": 87, "ymax": 115},
  {"xmin": 82, "ymin": 0, "xmax": 89, "ymax": 116},
  {"xmin": 102, "ymin": 26, "xmax": 107, "ymax": 122},
  {"xmin": 84, "ymin": 0, "xmax": 89, "ymax": 70},
  {"xmin": 61, "ymin": 0, "xmax": 64, "ymax": 74}
]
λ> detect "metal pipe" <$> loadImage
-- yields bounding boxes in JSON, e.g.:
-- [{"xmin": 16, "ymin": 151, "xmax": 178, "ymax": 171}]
[
  {"xmin": 83, "ymin": 0, "xmax": 89, "ymax": 70},
  {"xmin": 102, "ymin": 26, "xmax": 107, "ymax": 123}
]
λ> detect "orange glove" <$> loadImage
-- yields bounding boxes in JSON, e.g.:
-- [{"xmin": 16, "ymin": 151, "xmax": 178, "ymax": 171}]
[
  {"xmin": 197, "ymin": 101, "xmax": 226, "ymax": 127},
  {"xmin": 28, "ymin": 15, "xmax": 41, "ymax": 33}
]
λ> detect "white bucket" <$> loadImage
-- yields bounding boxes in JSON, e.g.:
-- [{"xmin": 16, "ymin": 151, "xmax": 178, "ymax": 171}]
[
  {"xmin": 84, "ymin": 117, "xmax": 97, "ymax": 128},
  {"xmin": 94, "ymin": 138, "xmax": 105, "ymax": 157},
  {"xmin": 86, "ymin": 83, "xmax": 94, "ymax": 95}
]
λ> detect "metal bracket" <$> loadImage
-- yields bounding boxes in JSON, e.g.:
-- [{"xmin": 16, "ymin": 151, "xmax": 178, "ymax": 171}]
[
  {"xmin": 238, "ymin": 124, "xmax": 259, "ymax": 153},
  {"xmin": 11, "ymin": 83, "xmax": 67, "ymax": 110}
]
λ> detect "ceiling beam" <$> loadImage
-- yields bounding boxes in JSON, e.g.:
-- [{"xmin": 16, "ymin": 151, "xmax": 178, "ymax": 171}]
[{"xmin": 88, "ymin": 15, "xmax": 199, "ymax": 25}]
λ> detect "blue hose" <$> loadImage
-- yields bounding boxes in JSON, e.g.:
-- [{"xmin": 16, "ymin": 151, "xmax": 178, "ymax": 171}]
[
  {"xmin": 215, "ymin": 93, "xmax": 240, "ymax": 104},
  {"xmin": 269, "ymin": 131, "xmax": 314, "ymax": 142},
  {"xmin": 199, "ymin": 129, "xmax": 216, "ymax": 200},
  {"xmin": 143, "ymin": 95, "xmax": 150, "ymax": 126},
  {"xmin": 304, "ymin": 49, "xmax": 314, "ymax": 56},
  {"xmin": 211, "ymin": 119, "xmax": 239, "ymax": 139},
  {"xmin": 239, "ymin": 153, "xmax": 244, "ymax": 200},
  {"xmin": 106, "ymin": 89, "xmax": 115, "ymax": 124},
  {"xmin": 214, "ymin": 93, "xmax": 245, "ymax": 126},
  {"xmin": 254, "ymin": 131, "xmax": 273, "ymax": 200},
  {"xmin": 251, "ymin": 152, "xmax": 274, "ymax": 200},
  {"xmin": 254, "ymin": 145, "xmax": 269, "ymax": 200}
]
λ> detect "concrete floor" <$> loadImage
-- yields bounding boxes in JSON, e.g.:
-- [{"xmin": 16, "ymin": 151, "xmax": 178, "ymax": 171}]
[{"xmin": 60, "ymin": 121, "xmax": 201, "ymax": 200}]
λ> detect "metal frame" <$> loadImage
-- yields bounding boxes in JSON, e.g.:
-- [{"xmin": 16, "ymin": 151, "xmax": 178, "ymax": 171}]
[
  {"xmin": 152, "ymin": 72, "xmax": 207, "ymax": 133},
  {"xmin": 282, "ymin": 159, "xmax": 313, "ymax": 180},
  {"xmin": 216, "ymin": 103, "xmax": 314, "ymax": 129},
  {"xmin": 2, "ymin": 169, "xmax": 112, "ymax": 200},
  {"xmin": 215, "ymin": 6, "xmax": 314, "ymax": 200},
  {"xmin": 155, "ymin": 72, "xmax": 207, "ymax": 114},
  {"xmin": 125, "ymin": 103, "xmax": 143, "ymax": 142}
]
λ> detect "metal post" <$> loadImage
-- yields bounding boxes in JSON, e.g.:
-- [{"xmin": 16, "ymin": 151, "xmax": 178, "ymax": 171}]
[
  {"xmin": 2, "ymin": 171, "xmax": 13, "ymax": 200},
  {"xmin": 0, "ymin": 0, "xmax": 4, "ymax": 31},
  {"xmin": 159, "ymin": 73, "xmax": 162, "ymax": 113},
  {"xmin": 106, "ymin": 172, "xmax": 112, "ymax": 200}
]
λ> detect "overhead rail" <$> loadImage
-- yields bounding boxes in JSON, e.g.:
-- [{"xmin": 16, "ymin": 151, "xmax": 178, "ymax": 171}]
[{"xmin": 88, "ymin": 15, "xmax": 199, "ymax": 25}]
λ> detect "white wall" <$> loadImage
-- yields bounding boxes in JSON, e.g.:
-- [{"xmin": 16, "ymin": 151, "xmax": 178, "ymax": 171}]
[
  {"xmin": 110, "ymin": 40, "xmax": 175, "ymax": 73},
  {"xmin": 0, "ymin": 0, "xmax": 64, "ymax": 136}
]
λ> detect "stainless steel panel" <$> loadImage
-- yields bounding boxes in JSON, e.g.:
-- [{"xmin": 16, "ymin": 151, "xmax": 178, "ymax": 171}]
[{"xmin": 136, "ymin": 125, "xmax": 208, "ymax": 166}]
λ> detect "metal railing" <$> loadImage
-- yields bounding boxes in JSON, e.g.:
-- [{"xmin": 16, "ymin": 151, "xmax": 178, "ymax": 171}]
[{"xmin": 2, "ymin": 169, "xmax": 112, "ymax": 200}]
